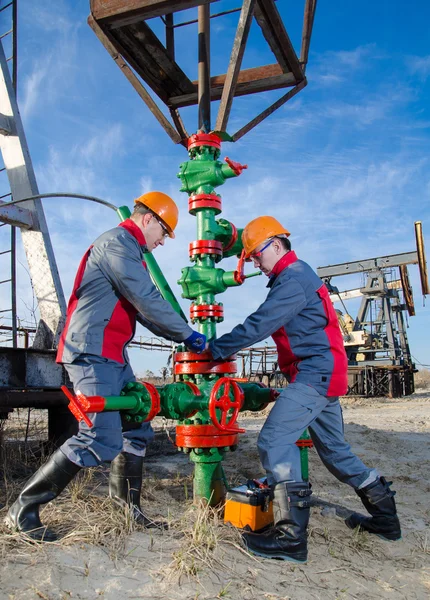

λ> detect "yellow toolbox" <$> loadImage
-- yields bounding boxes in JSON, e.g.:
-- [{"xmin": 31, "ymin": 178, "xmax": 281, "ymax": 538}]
[{"xmin": 224, "ymin": 479, "xmax": 274, "ymax": 532}]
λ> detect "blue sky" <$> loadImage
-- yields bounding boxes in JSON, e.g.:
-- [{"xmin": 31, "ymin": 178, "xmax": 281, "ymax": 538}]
[{"xmin": 1, "ymin": 0, "xmax": 429, "ymax": 376}]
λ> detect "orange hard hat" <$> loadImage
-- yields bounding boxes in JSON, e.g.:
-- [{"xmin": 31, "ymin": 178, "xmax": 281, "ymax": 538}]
[
  {"xmin": 242, "ymin": 216, "xmax": 290, "ymax": 257},
  {"xmin": 134, "ymin": 191, "xmax": 178, "ymax": 238}
]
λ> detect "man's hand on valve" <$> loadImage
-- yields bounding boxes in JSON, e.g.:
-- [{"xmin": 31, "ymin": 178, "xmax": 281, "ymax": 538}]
[{"xmin": 184, "ymin": 330, "xmax": 207, "ymax": 354}]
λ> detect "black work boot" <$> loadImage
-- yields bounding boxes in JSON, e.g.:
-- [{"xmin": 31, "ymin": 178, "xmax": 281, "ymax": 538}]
[
  {"xmin": 242, "ymin": 481, "xmax": 312, "ymax": 563},
  {"xmin": 345, "ymin": 477, "xmax": 401, "ymax": 541},
  {"xmin": 109, "ymin": 452, "xmax": 167, "ymax": 529},
  {"xmin": 5, "ymin": 449, "xmax": 81, "ymax": 542}
]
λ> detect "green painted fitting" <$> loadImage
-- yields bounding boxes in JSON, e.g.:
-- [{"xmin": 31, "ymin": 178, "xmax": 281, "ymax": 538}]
[
  {"xmin": 214, "ymin": 218, "xmax": 244, "ymax": 257},
  {"xmin": 240, "ymin": 383, "xmax": 277, "ymax": 412},
  {"xmin": 178, "ymin": 265, "xmax": 227, "ymax": 299},
  {"xmin": 192, "ymin": 460, "xmax": 225, "ymax": 506},
  {"xmin": 115, "ymin": 205, "xmax": 187, "ymax": 321},
  {"xmin": 298, "ymin": 429, "xmax": 311, "ymax": 481},
  {"xmin": 157, "ymin": 383, "xmax": 207, "ymax": 420},
  {"xmin": 177, "ymin": 159, "xmax": 237, "ymax": 195}
]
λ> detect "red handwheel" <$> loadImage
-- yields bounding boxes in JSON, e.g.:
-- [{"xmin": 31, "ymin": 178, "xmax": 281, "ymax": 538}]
[{"xmin": 208, "ymin": 377, "xmax": 245, "ymax": 433}]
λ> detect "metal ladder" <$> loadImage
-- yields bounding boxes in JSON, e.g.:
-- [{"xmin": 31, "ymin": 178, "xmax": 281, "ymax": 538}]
[
  {"xmin": 0, "ymin": 0, "xmax": 66, "ymax": 350},
  {"xmin": 0, "ymin": 0, "xmax": 17, "ymax": 346}
]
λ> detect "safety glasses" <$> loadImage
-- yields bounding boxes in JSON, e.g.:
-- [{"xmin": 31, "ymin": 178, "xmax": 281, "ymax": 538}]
[
  {"xmin": 156, "ymin": 216, "xmax": 170, "ymax": 238},
  {"xmin": 249, "ymin": 239, "xmax": 274, "ymax": 260}
]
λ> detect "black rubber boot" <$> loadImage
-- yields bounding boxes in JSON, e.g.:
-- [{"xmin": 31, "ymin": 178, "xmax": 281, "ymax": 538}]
[
  {"xmin": 109, "ymin": 452, "xmax": 167, "ymax": 529},
  {"xmin": 242, "ymin": 481, "xmax": 312, "ymax": 563},
  {"xmin": 345, "ymin": 477, "xmax": 401, "ymax": 541},
  {"xmin": 5, "ymin": 449, "xmax": 81, "ymax": 542}
]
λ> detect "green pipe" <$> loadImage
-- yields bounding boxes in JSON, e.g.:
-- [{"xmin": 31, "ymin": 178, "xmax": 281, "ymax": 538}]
[
  {"xmin": 190, "ymin": 449, "xmax": 226, "ymax": 505},
  {"xmin": 116, "ymin": 205, "xmax": 187, "ymax": 321}
]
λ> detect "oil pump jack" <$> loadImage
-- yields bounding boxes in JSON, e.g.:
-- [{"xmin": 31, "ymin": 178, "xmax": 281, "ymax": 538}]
[
  {"xmin": 0, "ymin": 1, "xmax": 317, "ymax": 504},
  {"xmin": 317, "ymin": 221, "xmax": 429, "ymax": 397}
]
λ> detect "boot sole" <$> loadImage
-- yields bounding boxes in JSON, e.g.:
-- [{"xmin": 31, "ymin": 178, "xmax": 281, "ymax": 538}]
[
  {"xmin": 246, "ymin": 546, "xmax": 307, "ymax": 563},
  {"xmin": 4, "ymin": 515, "xmax": 57, "ymax": 542},
  {"xmin": 345, "ymin": 517, "xmax": 401, "ymax": 541}
]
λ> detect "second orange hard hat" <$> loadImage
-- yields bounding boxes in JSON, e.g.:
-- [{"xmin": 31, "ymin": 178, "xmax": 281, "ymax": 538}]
[
  {"xmin": 134, "ymin": 191, "xmax": 178, "ymax": 238},
  {"xmin": 242, "ymin": 216, "xmax": 290, "ymax": 257}
]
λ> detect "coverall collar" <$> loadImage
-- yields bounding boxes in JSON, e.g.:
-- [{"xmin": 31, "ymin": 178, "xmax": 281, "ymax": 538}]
[
  {"xmin": 119, "ymin": 218, "xmax": 147, "ymax": 247},
  {"xmin": 267, "ymin": 251, "xmax": 298, "ymax": 287}
]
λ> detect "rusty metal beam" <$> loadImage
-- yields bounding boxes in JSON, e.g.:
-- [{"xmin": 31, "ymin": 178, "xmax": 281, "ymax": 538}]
[
  {"xmin": 169, "ymin": 108, "xmax": 189, "ymax": 145},
  {"xmin": 300, "ymin": 0, "xmax": 317, "ymax": 69},
  {"xmin": 198, "ymin": 3, "xmax": 211, "ymax": 132},
  {"xmin": 215, "ymin": 0, "xmax": 256, "ymax": 132},
  {"xmin": 254, "ymin": 0, "xmax": 303, "ymax": 80},
  {"xmin": 88, "ymin": 15, "xmax": 181, "ymax": 144},
  {"xmin": 90, "ymin": 0, "xmax": 216, "ymax": 26},
  {"xmin": 170, "ymin": 71, "xmax": 297, "ymax": 108},
  {"xmin": 232, "ymin": 78, "xmax": 307, "ymax": 142},
  {"xmin": 415, "ymin": 220, "xmax": 429, "ymax": 295}
]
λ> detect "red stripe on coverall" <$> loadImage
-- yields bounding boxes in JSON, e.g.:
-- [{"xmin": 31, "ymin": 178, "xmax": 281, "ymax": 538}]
[
  {"xmin": 271, "ymin": 326, "xmax": 300, "ymax": 381},
  {"xmin": 316, "ymin": 284, "xmax": 348, "ymax": 396},
  {"xmin": 101, "ymin": 297, "xmax": 138, "ymax": 363},
  {"xmin": 56, "ymin": 246, "xmax": 93, "ymax": 363}
]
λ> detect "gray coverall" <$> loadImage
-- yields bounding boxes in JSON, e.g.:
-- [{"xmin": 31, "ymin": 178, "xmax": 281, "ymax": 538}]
[
  {"xmin": 210, "ymin": 252, "xmax": 378, "ymax": 489},
  {"xmin": 56, "ymin": 219, "xmax": 192, "ymax": 467}
]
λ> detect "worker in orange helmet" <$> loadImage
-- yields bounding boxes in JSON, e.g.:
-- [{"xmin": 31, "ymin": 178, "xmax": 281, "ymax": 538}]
[
  {"xmin": 209, "ymin": 216, "xmax": 401, "ymax": 563},
  {"xmin": 6, "ymin": 192, "xmax": 206, "ymax": 541}
]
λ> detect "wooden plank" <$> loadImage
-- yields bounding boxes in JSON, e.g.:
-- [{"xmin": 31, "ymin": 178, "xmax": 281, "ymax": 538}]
[
  {"xmin": 169, "ymin": 71, "xmax": 297, "ymax": 108},
  {"xmin": 111, "ymin": 21, "xmax": 195, "ymax": 97},
  {"xmin": 232, "ymin": 79, "xmax": 307, "ymax": 142},
  {"xmin": 88, "ymin": 15, "xmax": 181, "ymax": 144},
  {"xmin": 169, "ymin": 108, "xmax": 189, "ymax": 146},
  {"xmin": 215, "ymin": 0, "xmax": 256, "ymax": 132},
  {"xmin": 301, "ymin": 0, "xmax": 317, "ymax": 68},
  {"xmin": 195, "ymin": 64, "xmax": 283, "ymax": 88},
  {"xmin": 91, "ymin": 0, "xmax": 216, "ymax": 26},
  {"xmin": 254, "ymin": 0, "xmax": 303, "ymax": 80}
]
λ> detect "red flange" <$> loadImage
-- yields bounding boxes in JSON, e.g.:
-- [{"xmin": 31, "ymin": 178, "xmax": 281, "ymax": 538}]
[
  {"xmin": 174, "ymin": 361, "xmax": 237, "ymax": 375},
  {"xmin": 176, "ymin": 424, "xmax": 240, "ymax": 448},
  {"xmin": 190, "ymin": 304, "xmax": 224, "ymax": 320},
  {"xmin": 209, "ymin": 377, "xmax": 245, "ymax": 433},
  {"xmin": 189, "ymin": 240, "xmax": 223, "ymax": 257},
  {"xmin": 188, "ymin": 133, "xmax": 221, "ymax": 150},
  {"xmin": 175, "ymin": 350, "xmax": 223, "ymax": 362},
  {"xmin": 140, "ymin": 381, "xmax": 161, "ymax": 422},
  {"xmin": 295, "ymin": 439, "xmax": 314, "ymax": 448},
  {"xmin": 189, "ymin": 193, "xmax": 222, "ymax": 215}
]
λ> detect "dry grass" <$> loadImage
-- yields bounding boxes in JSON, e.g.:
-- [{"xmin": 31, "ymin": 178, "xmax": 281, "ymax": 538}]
[{"xmin": 157, "ymin": 500, "xmax": 243, "ymax": 583}]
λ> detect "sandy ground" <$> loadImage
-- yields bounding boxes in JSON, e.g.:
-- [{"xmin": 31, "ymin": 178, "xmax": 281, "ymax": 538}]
[{"xmin": 0, "ymin": 392, "xmax": 429, "ymax": 600}]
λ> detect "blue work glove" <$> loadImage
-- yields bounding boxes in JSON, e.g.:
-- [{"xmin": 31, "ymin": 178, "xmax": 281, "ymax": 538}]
[{"xmin": 184, "ymin": 330, "xmax": 207, "ymax": 354}]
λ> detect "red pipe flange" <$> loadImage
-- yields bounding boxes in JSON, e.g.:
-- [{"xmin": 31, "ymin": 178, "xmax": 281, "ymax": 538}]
[
  {"xmin": 190, "ymin": 304, "xmax": 224, "ymax": 320},
  {"xmin": 139, "ymin": 381, "xmax": 161, "ymax": 422},
  {"xmin": 189, "ymin": 240, "xmax": 223, "ymax": 257},
  {"xmin": 176, "ymin": 424, "xmax": 240, "ymax": 448},
  {"xmin": 208, "ymin": 377, "xmax": 245, "ymax": 433},
  {"xmin": 175, "ymin": 350, "xmax": 217, "ymax": 362},
  {"xmin": 174, "ymin": 361, "xmax": 237, "ymax": 375},
  {"xmin": 189, "ymin": 193, "xmax": 222, "ymax": 215},
  {"xmin": 296, "ymin": 439, "xmax": 314, "ymax": 448},
  {"xmin": 188, "ymin": 133, "xmax": 221, "ymax": 150}
]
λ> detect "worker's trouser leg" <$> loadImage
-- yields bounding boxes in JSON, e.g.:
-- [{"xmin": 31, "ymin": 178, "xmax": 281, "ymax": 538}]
[
  {"xmin": 60, "ymin": 356, "xmax": 154, "ymax": 467},
  {"xmin": 257, "ymin": 382, "xmax": 376, "ymax": 488}
]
